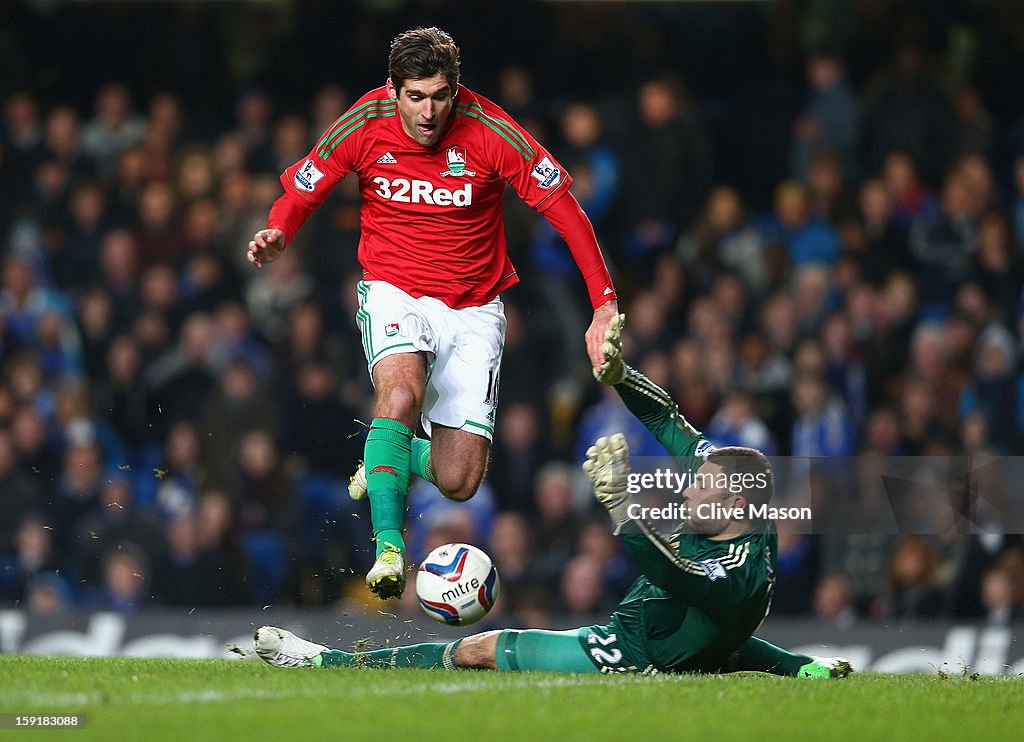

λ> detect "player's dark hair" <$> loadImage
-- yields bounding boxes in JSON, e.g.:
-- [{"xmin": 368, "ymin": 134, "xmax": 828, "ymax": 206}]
[
  {"xmin": 706, "ymin": 446, "xmax": 773, "ymax": 508},
  {"xmin": 388, "ymin": 27, "xmax": 460, "ymax": 93}
]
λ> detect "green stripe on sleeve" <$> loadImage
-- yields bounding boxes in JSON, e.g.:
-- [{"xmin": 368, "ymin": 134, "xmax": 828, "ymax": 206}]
[
  {"xmin": 318, "ymin": 106, "xmax": 397, "ymax": 159},
  {"xmin": 455, "ymin": 102, "xmax": 534, "ymax": 156},
  {"xmin": 317, "ymin": 99, "xmax": 397, "ymax": 151},
  {"xmin": 455, "ymin": 110, "xmax": 531, "ymax": 161}
]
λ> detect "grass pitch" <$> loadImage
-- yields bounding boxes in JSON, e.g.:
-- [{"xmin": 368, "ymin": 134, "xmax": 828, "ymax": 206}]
[{"xmin": 1, "ymin": 656, "xmax": 1021, "ymax": 741}]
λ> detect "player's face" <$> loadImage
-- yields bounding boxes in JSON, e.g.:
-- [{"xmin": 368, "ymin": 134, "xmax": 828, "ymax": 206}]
[
  {"xmin": 682, "ymin": 461, "xmax": 740, "ymax": 535},
  {"xmin": 388, "ymin": 74, "xmax": 454, "ymax": 148}
]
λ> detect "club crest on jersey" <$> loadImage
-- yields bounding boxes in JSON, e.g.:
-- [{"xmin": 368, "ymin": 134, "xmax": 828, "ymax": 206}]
[
  {"xmin": 441, "ymin": 145, "xmax": 475, "ymax": 177},
  {"xmin": 385, "ymin": 322, "xmax": 400, "ymax": 337},
  {"xmin": 294, "ymin": 159, "xmax": 325, "ymax": 192}
]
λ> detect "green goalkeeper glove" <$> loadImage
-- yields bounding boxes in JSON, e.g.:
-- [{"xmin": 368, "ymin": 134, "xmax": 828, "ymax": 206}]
[
  {"xmin": 582, "ymin": 433, "xmax": 634, "ymax": 532},
  {"xmin": 592, "ymin": 313, "xmax": 626, "ymax": 385}
]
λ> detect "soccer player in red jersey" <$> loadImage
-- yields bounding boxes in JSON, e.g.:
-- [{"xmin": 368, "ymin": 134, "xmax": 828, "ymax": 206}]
[{"xmin": 247, "ymin": 27, "xmax": 618, "ymax": 598}]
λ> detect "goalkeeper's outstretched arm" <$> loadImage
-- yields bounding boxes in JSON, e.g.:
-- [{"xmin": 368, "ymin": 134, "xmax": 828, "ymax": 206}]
[
  {"xmin": 593, "ymin": 314, "xmax": 707, "ymax": 461},
  {"xmin": 616, "ymin": 365, "xmax": 707, "ymax": 459}
]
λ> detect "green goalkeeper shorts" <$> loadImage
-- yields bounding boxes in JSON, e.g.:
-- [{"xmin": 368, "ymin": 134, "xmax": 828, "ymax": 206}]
[{"xmin": 494, "ymin": 624, "xmax": 651, "ymax": 674}]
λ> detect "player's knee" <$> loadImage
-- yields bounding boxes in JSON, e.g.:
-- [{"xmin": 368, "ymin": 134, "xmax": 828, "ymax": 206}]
[
  {"xmin": 435, "ymin": 466, "xmax": 484, "ymax": 502},
  {"xmin": 439, "ymin": 482, "xmax": 478, "ymax": 502},
  {"xmin": 454, "ymin": 630, "xmax": 500, "ymax": 670},
  {"xmin": 431, "ymin": 431, "xmax": 489, "ymax": 500},
  {"xmin": 376, "ymin": 384, "xmax": 422, "ymax": 421}
]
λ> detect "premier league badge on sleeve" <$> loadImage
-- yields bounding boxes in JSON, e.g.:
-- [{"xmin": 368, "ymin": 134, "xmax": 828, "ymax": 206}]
[
  {"xmin": 294, "ymin": 159, "xmax": 326, "ymax": 192},
  {"xmin": 530, "ymin": 156, "xmax": 561, "ymax": 189},
  {"xmin": 699, "ymin": 559, "xmax": 728, "ymax": 581},
  {"xmin": 695, "ymin": 440, "xmax": 717, "ymax": 459}
]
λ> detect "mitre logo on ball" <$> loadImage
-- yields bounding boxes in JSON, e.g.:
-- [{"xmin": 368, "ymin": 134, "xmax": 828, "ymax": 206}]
[{"xmin": 416, "ymin": 543, "xmax": 499, "ymax": 626}]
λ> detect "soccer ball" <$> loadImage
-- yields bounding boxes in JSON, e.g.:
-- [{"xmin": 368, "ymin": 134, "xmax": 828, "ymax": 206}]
[{"xmin": 416, "ymin": 542, "xmax": 500, "ymax": 626}]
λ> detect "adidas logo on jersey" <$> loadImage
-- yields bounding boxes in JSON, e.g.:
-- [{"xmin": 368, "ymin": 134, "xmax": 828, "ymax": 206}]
[{"xmin": 376, "ymin": 152, "xmax": 398, "ymax": 164}]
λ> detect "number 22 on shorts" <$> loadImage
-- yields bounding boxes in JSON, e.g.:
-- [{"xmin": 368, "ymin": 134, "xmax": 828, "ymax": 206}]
[{"xmin": 587, "ymin": 631, "xmax": 623, "ymax": 667}]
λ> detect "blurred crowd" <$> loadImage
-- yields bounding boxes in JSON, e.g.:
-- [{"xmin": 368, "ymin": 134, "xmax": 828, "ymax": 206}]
[{"xmin": 2, "ymin": 1, "xmax": 1024, "ymax": 628}]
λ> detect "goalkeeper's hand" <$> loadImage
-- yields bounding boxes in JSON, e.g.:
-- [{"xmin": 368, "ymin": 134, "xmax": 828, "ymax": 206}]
[
  {"xmin": 582, "ymin": 433, "xmax": 634, "ymax": 531},
  {"xmin": 592, "ymin": 313, "xmax": 626, "ymax": 385}
]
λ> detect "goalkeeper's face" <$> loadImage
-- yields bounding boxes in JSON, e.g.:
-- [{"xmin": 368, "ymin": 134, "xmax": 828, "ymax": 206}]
[
  {"xmin": 682, "ymin": 462, "xmax": 746, "ymax": 536},
  {"xmin": 388, "ymin": 74, "xmax": 455, "ymax": 147}
]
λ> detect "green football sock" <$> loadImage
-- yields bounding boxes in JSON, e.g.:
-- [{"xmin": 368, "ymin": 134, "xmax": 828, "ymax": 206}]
[
  {"xmin": 319, "ymin": 641, "xmax": 460, "ymax": 670},
  {"xmin": 494, "ymin": 629, "xmax": 600, "ymax": 673},
  {"xmin": 365, "ymin": 417, "xmax": 414, "ymax": 557},
  {"xmin": 410, "ymin": 437, "xmax": 436, "ymax": 484},
  {"xmin": 724, "ymin": 636, "xmax": 813, "ymax": 677}
]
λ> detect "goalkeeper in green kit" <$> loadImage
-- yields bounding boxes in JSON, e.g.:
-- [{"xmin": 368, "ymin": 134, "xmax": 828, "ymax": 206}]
[{"xmin": 254, "ymin": 315, "xmax": 852, "ymax": 679}]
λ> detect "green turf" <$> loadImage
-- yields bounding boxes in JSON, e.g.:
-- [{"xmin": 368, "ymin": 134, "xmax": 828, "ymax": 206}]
[{"xmin": 0, "ymin": 656, "xmax": 1021, "ymax": 741}]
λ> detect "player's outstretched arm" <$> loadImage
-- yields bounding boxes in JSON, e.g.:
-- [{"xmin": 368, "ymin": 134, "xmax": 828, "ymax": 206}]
[
  {"xmin": 247, "ymin": 228, "xmax": 287, "ymax": 268},
  {"xmin": 538, "ymin": 192, "xmax": 618, "ymax": 370}
]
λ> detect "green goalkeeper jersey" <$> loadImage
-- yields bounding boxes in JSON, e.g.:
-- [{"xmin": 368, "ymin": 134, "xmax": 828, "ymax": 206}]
[{"xmin": 607, "ymin": 366, "xmax": 777, "ymax": 673}]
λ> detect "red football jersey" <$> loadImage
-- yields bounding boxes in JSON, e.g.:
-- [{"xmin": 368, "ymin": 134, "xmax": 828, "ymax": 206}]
[{"xmin": 277, "ymin": 85, "xmax": 573, "ymax": 308}]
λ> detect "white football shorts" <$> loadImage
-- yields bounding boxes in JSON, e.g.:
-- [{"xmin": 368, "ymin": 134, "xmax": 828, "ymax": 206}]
[{"xmin": 355, "ymin": 280, "xmax": 505, "ymax": 440}]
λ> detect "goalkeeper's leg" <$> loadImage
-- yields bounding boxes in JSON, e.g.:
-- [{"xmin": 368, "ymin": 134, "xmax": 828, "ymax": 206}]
[
  {"xmin": 255, "ymin": 626, "xmax": 461, "ymax": 669},
  {"xmin": 255, "ymin": 627, "xmax": 597, "ymax": 673},
  {"xmin": 492, "ymin": 629, "xmax": 604, "ymax": 672},
  {"xmin": 320, "ymin": 641, "xmax": 461, "ymax": 669},
  {"xmin": 322, "ymin": 629, "xmax": 606, "ymax": 673},
  {"xmin": 344, "ymin": 629, "xmax": 604, "ymax": 673},
  {"xmin": 721, "ymin": 636, "xmax": 853, "ymax": 678}
]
